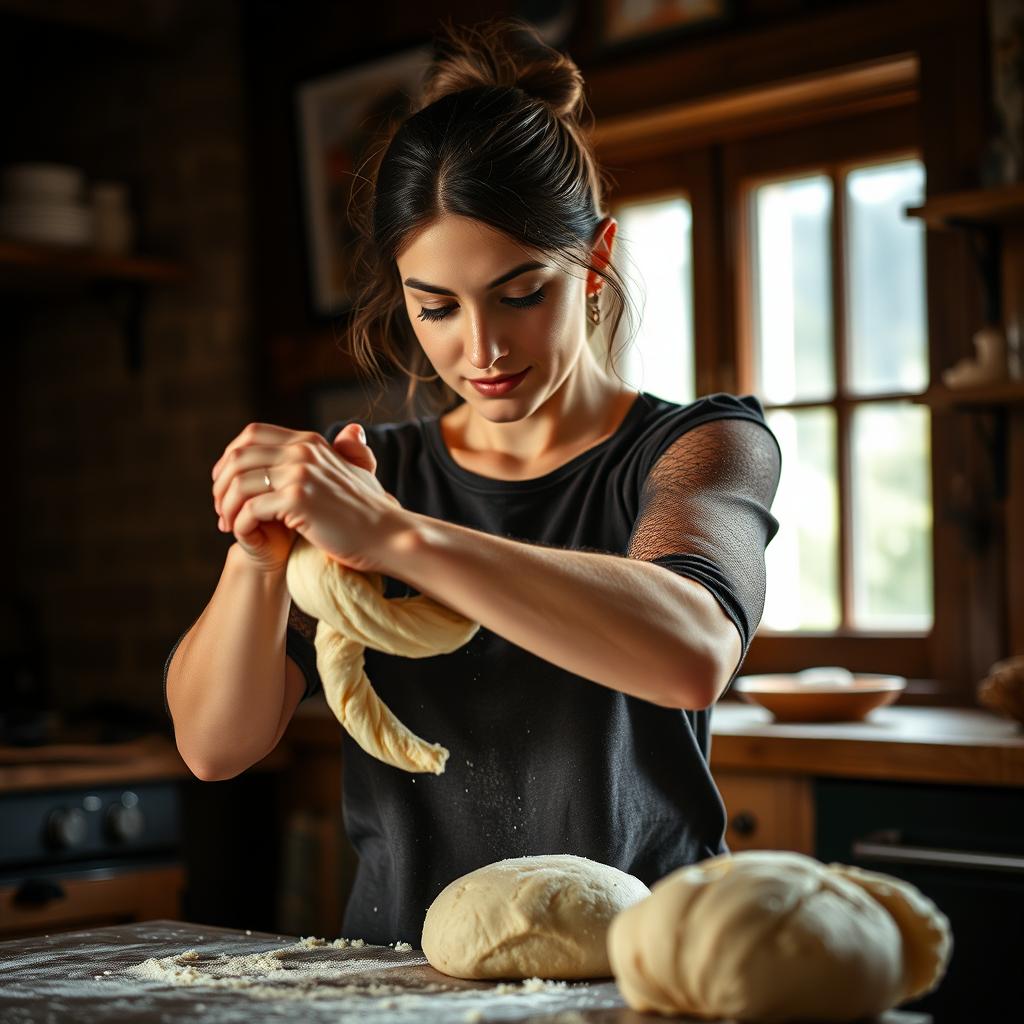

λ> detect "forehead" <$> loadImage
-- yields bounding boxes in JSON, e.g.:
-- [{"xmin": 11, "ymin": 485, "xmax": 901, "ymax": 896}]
[{"xmin": 397, "ymin": 214, "xmax": 540, "ymax": 279}]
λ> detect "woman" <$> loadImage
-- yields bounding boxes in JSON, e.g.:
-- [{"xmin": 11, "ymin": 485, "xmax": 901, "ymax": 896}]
[{"xmin": 163, "ymin": 18, "xmax": 781, "ymax": 946}]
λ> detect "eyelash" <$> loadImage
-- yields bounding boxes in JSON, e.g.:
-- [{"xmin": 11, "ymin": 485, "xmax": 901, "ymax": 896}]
[{"xmin": 416, "ymin": 287, "xmax": 546, "ymax": 323}]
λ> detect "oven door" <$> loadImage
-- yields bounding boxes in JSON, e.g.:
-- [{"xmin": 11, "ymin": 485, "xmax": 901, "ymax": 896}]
[{"xmin": 815, "ymin": 778, "xmax": 1024, "ymax": 1024}]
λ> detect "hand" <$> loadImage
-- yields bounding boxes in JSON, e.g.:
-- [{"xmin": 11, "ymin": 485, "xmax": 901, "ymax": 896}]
[{"xmin": 211, "ymin": 421, "xmax": 405, "ymax": 575}]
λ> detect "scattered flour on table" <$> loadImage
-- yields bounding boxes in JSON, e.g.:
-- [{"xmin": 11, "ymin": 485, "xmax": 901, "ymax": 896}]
[{"xmin": 104, "ymin": 936, "xmax": 600, "ymax": 1017}]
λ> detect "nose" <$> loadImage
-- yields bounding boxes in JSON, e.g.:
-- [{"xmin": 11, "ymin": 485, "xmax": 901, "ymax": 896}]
[{"xmin": 465, "ymin": 309, "xmax": 509, "ymax": 371}]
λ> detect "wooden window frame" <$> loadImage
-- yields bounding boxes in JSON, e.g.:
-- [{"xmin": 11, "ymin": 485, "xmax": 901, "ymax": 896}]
[
  {"xmin": 598, "ymin": 62, "xmax": 983, "ymax": 703},
  {"xmin": 723, "ymin": 105, "xmax": 936, "ymax": 687}
]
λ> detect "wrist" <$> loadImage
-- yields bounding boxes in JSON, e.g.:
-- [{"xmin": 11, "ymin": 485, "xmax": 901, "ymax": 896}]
[
  {"xmin": 370, "ymin": 509, "xmax": 432, "ymax": 576},
  {"xmin": 225, "ymin": 541, "xmax": 289, "ymax": 585}
]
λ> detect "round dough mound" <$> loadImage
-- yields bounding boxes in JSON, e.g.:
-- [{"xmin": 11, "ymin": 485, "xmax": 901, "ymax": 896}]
[
  {"xmin": 421, "ymin": 854, "xmax": 650, "ymax": 980},
  {"xmin": 828, "ymin": 862, "xmax": 952, "ymax": 1001},
  {"xmin": 607, "ymin": 850, "xmax": 950, "ymax": 1023}
]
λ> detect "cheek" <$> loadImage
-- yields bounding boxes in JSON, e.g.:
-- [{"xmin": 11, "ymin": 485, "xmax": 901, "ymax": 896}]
[{"xmin": 536, "ymin": 288, "xmax": 579, "ymax": 351}]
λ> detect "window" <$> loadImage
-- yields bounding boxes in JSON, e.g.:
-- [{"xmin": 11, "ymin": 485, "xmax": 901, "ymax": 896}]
[
  {"xmin": 602, "ymin": 99, "xmax": 938, "ymax": 684},
  {"xmin": 609, "ymin": 194, "xmax": 696, "ymax": 406},
  {"xmin": 749, "ymin": 158, "xmax": 933, "ymax": 634}
]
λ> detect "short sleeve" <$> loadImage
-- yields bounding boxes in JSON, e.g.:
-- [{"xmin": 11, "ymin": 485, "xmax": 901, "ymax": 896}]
[{"xmin": 625, "ymin": 398, "xmax": 782, "ymax": 693}]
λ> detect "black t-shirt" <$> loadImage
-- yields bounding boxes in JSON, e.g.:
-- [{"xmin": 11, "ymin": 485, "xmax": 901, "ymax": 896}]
[{"xmin": 163, "ymin": 390, "xmax": 781, "ymax": 946}]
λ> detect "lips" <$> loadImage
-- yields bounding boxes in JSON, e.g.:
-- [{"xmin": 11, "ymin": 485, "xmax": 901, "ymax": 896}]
[
  {"xmin": 470, "ymin": 370, "xmax": 526, "ymax": 383},
  {"xmin": 468, "ymin": 368, "xmax": 530, "ymax": 396}
]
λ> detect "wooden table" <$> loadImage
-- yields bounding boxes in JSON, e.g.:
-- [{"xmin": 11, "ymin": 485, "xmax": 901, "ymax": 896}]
[{"xmin": 0, "ymin": 919, "xmax": 931, "ymax": 1023}]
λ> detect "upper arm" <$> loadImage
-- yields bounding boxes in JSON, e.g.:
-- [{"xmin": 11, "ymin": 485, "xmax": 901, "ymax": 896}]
[
  {"xmin": 262, "ymin": 655, "xmax": 309, "ymax": 756},
  {"xmin": 626, "ymin": 416, "xmax": 782, "ymax": 698}
]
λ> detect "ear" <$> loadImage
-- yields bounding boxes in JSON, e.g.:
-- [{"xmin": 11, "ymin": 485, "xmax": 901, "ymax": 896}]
[{"xmin": 588, "ymin": 216, "xmax": 617, "ymax": 293}]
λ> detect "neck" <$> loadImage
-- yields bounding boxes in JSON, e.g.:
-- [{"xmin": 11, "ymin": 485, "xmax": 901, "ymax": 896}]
[{"xmin": 457, "ymin": 346, "xmax": 635, "ymax": 466}]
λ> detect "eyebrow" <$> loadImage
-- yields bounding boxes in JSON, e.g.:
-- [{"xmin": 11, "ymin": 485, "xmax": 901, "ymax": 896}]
[{"xmin": 402, "ymin": 261, "xmax": 548, "ymax": 296}]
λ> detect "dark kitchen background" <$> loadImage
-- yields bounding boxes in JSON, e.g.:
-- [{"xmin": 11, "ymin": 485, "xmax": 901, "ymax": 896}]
[{"xmin": 1, "ymin": 2, "xmax": 1023, "ymax": 1018}]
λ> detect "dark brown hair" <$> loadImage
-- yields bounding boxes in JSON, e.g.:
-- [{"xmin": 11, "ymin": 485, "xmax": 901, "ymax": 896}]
[{"xmin": 344, "ymin": 17, "xmax": 635, "ymax": 418}]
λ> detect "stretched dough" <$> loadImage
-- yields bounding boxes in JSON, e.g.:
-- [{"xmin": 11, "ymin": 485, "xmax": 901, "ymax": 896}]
[
  {"xmin": 607, "ymin": 850, "xmax": 952, "ymax": 1023},
  {"xmin": 285, "ymin": 535, "xmax": 479, "ymax": 774},
  {"xmin": 422, "ymin": 854, "xmax": 650, "ymax": 980}
]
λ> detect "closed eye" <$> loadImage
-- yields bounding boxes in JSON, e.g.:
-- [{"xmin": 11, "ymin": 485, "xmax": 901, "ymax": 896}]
[{"xmin": 417, "ymin": 287, "xmax": 546, "ymax": 323}]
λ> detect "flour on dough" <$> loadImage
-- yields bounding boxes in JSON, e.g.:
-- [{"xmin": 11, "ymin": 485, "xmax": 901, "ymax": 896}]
[{"xmin": 422, "ymin": 854, "xmax": 650, "ymax": 980}]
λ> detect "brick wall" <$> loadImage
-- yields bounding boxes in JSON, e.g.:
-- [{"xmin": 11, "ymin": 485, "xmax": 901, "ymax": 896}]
[{"xmin": 11, "ymin": 1, "xmax": 250, "ymax": 726}]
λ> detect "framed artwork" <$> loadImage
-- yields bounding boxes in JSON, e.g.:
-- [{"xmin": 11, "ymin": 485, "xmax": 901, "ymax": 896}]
[
  {"xmin": 600, "ymin": 0, "xmax": 731, "ymax": 49},
  {"xmin": 295, "ymin": 44, "xmax": 432, "ymax": 319}
]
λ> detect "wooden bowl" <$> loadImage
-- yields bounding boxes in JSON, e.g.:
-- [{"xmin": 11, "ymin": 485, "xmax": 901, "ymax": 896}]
[{"xmin": 732, "ymin": 670, "xmax": 906, "ymax": 723}]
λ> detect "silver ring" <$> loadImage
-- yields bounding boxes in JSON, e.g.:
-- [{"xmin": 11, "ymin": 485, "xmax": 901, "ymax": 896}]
[{"xmin": 263, "ymin": 471, "xmax": 272, "ymax": 491}]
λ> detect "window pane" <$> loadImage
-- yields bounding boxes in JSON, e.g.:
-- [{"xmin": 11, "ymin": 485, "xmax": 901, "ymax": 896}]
[
  {"xmin": 850, "ymin": 402, "xmax": 933, "ymax": 630},
  {"xmin": 846, "ymin": 159, "xmax": 928, "ymax": 395},
  {"xmin": 761, "ymin": 407, "xmax": 840, "ymax": 631},
  {"xmin": 750, "ymin": 176, "xmax": 834, "ymax": 404},
  {"xmin": 611, "ymin": 195, "xmax": 695, "ymax": 405}
]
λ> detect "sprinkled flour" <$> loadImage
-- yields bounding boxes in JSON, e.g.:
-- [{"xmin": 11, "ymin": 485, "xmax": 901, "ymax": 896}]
[{"xmin": 3, "ymin": 922, "xmax": 625, "ymax": 1024}]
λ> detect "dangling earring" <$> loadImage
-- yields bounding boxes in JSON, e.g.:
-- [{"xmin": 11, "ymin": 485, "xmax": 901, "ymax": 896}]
[{"xmin": 587, "ymin": 290, "xmax": 602, "ymax": 326}]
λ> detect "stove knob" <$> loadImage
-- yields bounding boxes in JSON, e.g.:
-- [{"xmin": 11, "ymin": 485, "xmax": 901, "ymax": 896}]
[
  {"xmin": 105, "ymin": 803, "xmax": 145, "ymax": 842},
  {"xmin": 45, "ymin": 807, "xmax": 88, "ymax": 850}
]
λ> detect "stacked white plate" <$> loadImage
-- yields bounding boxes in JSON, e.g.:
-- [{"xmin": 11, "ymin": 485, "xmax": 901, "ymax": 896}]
[{"xmin": 0, "ymin": 163, "xmax": 94, "ymax": 246}]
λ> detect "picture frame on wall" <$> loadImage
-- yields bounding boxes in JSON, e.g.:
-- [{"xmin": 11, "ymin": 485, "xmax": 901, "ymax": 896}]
[
  {"xmin": 599, "ymin": 0, "xmax": 732, "ymax": 50},
  {"xmin": 295, "ymin": 44, "xmax": 431, "ymax": 319}
]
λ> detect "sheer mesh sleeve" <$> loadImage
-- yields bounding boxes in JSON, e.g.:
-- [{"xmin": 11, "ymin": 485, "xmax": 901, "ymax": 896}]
[
  {"xmin": 160, "ymin": 600, "xmax": 324, "ymax": 725},
  {"xmin": 625, "ymin": 416, "xmax": 782, "ymax": 693},
  {"xmin": 286, "ymin": 601, "xmax": 323, "ymax": 702}
]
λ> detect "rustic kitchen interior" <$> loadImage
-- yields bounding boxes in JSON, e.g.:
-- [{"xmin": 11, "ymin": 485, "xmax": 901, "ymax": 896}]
[{"xmin": 1, "ymin": 1, "xmax": 1023, "ymax": 1021}]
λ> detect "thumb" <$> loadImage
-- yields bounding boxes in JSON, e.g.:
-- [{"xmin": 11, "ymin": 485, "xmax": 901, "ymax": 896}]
[{"xmin": 332, "ymin": 422, "xmax": 376, "ymax": 473}]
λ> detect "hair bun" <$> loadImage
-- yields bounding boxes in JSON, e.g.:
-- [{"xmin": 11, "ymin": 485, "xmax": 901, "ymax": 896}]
[{"xmin": 420, "ymin": 17, "xmax": 586, "ymax": 124}]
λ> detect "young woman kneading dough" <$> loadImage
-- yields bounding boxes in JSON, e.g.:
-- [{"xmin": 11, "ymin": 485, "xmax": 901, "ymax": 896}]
[{"xmin": 163, "ymin": 18, "xmax": 782, "ymax": 948}]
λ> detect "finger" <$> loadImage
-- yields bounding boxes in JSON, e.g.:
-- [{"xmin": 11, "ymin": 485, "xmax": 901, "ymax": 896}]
[
  {"xmin": 332, "ymin": 423, "xmax": 377, "ymax": 474},
  {"xmin": 211, "ymin": 423, "xmax": 318, "ymax": 481},
  {"xmin": 212, "ymin": 443, "xmax": 285, "ymax": 514},
  {"xmin": 232, "ymin": 489, "xmax": 292, "ymax": 541},
  {"xmin": 221, "ymin": 466, "xmax": 279, "ymax": 533}
]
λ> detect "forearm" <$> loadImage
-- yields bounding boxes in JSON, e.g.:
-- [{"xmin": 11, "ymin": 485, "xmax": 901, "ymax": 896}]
[
  {"xmin": 377, "ymin": 513, "xmax": 722, "ymax": 708},
  {"xmin": 165, "ymin": 544, "xmax": 291, "ymax": 777}
]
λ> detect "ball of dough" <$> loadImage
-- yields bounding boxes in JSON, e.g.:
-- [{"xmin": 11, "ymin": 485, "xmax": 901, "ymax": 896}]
[
  {"xmin": 421, "ymin": 854, "xmax": 650, "ymax": 980},
  {"xmin": 828, "ymin": 862, "xmax": 952, "ymax": 1002},
  {"xmin": 607, "ymin": 850, "xmax": 950, "ymax": 1023}
]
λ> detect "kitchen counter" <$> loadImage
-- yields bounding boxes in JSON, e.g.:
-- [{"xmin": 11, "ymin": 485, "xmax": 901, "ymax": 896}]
[
  {"xmin": 710, "ymin": 702, "xmax": 1024, "ymax": 786},
  {"xmin": 0, "ymin": 919, "xmax": 931, "ymax": 1023},
  {"xmin": 4, "ymin": 701, "xmax": 1020, "ymax": 797},
  {"xmin": 287, "ymin": 697, "xmax": 1024, "ymax": 787},
  {"xmin": 0, "ymin": 735, "xmax": 285, "ymax": 794}
]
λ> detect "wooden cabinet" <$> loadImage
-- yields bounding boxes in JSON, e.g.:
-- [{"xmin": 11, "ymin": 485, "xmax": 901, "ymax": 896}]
[
  {"xmin": 714, "ymin": 770, "xmax": 814, "ymax": 855},
  {"xmin": 0, "ymin": 864, "xmax": 185, "ymax": 941}
]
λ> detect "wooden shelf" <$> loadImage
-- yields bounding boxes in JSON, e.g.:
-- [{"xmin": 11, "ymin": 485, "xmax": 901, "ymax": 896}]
[
  {"xmin": 0, "ymin": 238, "xmax": 185, "ymax": 286},
  {"xmin": 913, "ymin": 380, "xmax": 1024, "ymax": 410},
  {"xmin": 906, "ymin": 183, "xmax": 1024, "ymax": 229},
  {"xmin": 0, "ymin": 238, "xmax": 187, "ymax": 374}
]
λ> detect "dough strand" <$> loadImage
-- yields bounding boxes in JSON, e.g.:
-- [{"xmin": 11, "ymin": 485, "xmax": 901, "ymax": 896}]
[{"xmin": 286, "ymin": 536, "xmax": 480, "ymax": 774}]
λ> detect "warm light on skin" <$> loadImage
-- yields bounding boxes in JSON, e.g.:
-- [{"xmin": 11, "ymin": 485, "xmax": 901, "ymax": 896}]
[{"xmin": 395, "ymin": 213, "xmax": 624, "ymax": 466}]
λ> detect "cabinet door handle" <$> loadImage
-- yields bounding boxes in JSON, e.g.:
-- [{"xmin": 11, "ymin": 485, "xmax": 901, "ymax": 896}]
[
  {"xmin": 13, "ymin": 877, "xmax": 67, "ymax": 907},
  {"xmin": 730, "ymin": 811, "xmax": 757, "ymax": 837},
  {"xmin": 852, "ymin": 831, "xmax": 1024, "ymax": 875}
]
